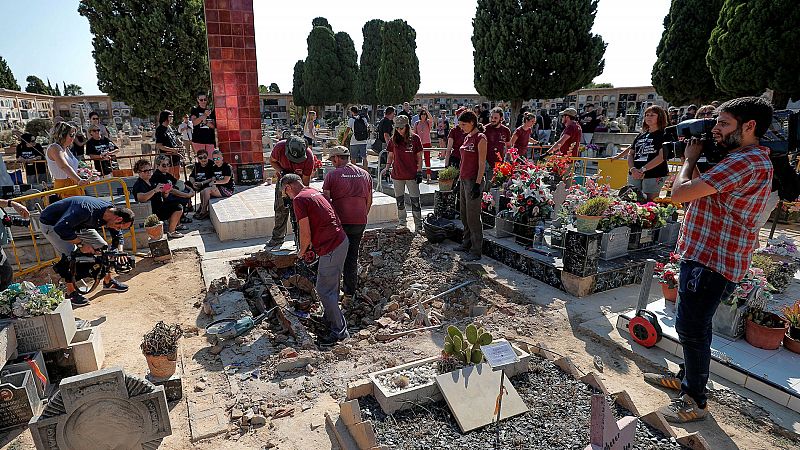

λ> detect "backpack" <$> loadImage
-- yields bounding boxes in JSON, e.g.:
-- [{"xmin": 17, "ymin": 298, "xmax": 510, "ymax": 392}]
[
  {"xmin": 770, "ymin": 152, "xmax": 800, "ymax": 202},
  {"xmin": 352, "ymin": 116, "xmax": 369, "ymax": 141}
]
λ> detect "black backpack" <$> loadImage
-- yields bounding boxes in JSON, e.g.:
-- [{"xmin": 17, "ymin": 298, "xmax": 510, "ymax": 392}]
[{"xmin": 353, "ymin": 116, "xmax": 369, "ymax": 141}]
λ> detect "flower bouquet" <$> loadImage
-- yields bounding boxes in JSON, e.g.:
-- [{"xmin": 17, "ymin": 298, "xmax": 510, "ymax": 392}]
[
  {"xmin": 491, "ymin": 161, "xmax": 513, "ymax": 187},
  {"xmin": 544, "ymin": 153, "xmax": 572, "ymax": 181},
  {"xmin": 76, "ymin": 164, "xmax": 101, "ymax": 182},
  {"xmin": 750, "ymin": 253, "xmax": 795, "ymax": 293},
  {"xmin": 598, "ymin": 200, "xmax": 638, "ymax": 232},
  {"xmin": 0, "ymin": 281, "xmax": 65, "ymax": 318},
  {"xmin": 481, "ymin": 191, "xmax": 496, "ymax": 228},
  {"xmin": 654, "ymin": 253, "xmax": 680, "ymax": 302}
]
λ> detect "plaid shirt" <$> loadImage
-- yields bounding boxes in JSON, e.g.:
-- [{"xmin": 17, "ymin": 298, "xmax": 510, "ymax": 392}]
[{"xmin": 677, "ymin": 144, "xmax": 773, "ymax": 282}]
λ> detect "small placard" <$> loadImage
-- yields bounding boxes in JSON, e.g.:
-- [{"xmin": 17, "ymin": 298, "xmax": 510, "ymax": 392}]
[{"xmin": 481, "ymin": 341, "xmax": 519, "ymax": 369}]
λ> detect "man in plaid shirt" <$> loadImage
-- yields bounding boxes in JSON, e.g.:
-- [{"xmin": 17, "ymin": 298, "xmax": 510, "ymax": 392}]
[{"xmin": 648, "ymin": 97, "xmax": 774, "ymax": 423}]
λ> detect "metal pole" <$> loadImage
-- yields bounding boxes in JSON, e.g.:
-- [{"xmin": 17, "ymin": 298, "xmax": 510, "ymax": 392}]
[
  {"xmin": 638, "ymin": 259, "xmax": 657, "ymax": 311},
  {"xmin": 494, "ymin": 368, "xmax": 506, "ymax": 450}
]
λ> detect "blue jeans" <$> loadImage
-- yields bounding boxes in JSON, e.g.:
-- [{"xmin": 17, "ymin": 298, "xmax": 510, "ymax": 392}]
[{"xmin": 676, "ymin": 260, "xmax": 736, "ymax": 407}]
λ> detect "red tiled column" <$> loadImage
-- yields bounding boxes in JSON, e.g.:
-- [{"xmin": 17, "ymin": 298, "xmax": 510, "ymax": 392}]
[{"xmin": 204, "ymin": 0, "xmax": 263, "ymax": 181}]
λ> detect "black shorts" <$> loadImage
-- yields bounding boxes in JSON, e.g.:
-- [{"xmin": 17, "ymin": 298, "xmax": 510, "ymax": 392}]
[
  {"xmin": 156, "ymin": 201, "xmax": 184, "ymax": 221},
  {"xmin": 304, "ymin": 136, "xmax": 313, "ymax": 147}
]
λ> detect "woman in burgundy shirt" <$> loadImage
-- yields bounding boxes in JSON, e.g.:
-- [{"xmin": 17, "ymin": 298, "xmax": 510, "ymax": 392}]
[
  {"xmin": 509, "ymin": 112, "xmax": 537, "ymax": 159},
  {"xmin": 456, "ymin": 111, "xmax": 487, "ymax": 261},
  {"xmin": 384, "ymin": 115, "xmax": 423, "ymax": 230}
]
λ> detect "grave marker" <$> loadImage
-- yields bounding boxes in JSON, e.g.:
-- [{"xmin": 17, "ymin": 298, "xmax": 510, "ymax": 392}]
[
  {"xmin": 585, "ymin": 394, "xmax": 637, "ymax": 450},
  {"xmin": 0, "ymin": 371, "xmax": 42, "ymax": 432}
]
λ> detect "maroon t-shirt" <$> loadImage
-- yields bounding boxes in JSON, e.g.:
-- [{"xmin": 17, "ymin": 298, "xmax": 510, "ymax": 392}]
[
  {"xmin": 458, "ymin": 132, "xmax": 487, "ymax": 181},
  {"xmin": 484, "ymin": 124, "xmax": 511, "ymax": 166},
  {"xmin": 388, "ymin": 134, "xmax": 423, "ymax": 180},
  {"xmin": 322, "ymin": 164, "xmax": 372, "ymax": 225},
  {"xmin": 560, "ymin": 121, "xmax": 583, "ymax": 157},
  {"xmin": 448, "ymin": 126, "xmax": 466, "ymax": 161},
  {"xmin": 511, "ymin": 126, "xmax": 533, "ymax": 152},
  {"xmin": 272, "ymin": 140, "xmax": 315, "ymax": 176},
  {"xmin": 293, "ymin": 188, "xmax": 346, "ymax": 256}
]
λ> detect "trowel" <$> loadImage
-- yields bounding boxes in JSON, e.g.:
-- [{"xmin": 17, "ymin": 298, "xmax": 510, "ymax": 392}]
[{"xmin": 206, "ymin": 306, "xmax": 278, "ymax": 340}]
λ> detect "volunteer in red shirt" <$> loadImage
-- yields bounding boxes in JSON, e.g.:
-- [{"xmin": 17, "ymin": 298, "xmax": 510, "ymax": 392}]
[
  {"xmin": 509, "ymin": 112, "xmax": 537, "ymax": 159},
  {"xmin": 652, "ymin": 97, "xmax": 773, "ymax": 424},
  {"xmin": 268, "ymin": 136, "xmax": 315, "ymax": 247},
  {"xmin": 444, "ymin": 106, "xmax": 468, "ymax": 168},
  {"xmin": 323, "ymin": 146, "xmax": 373, "ymax": 304},
  {"xmin": 484, "ymin": 107, "xmax": 511, "ymax": 170},
  {"xmin": 282, "ymin": 173, "xmax": 349, "ymax": 346},
  {"xmin": 456, "ymin": 111, "xmax": 487, "ymax": 262},
  {"xmin": 549, "ymin": 108, "xmax": 582, "ymax": 157},
  {"xmin": 383, "ymin": 115, "xmax": 423, "ymax": 231}
]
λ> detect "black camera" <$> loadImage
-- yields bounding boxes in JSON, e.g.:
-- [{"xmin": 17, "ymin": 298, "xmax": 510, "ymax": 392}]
[
  {"xmin": 663, "ymin": 118, "xmax": 727, "ymax": 171},
  {"xmin": 2, "ymin": 215, "xmax": 30, "ymax": 228}
]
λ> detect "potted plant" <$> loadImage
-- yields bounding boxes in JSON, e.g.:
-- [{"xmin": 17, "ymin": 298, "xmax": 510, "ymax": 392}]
[
  {"xmin": 144, "ymin": 214, "xmax": 163, "ymax": 241},
  {"xmin": 574, "ymin": 196, "xmax": 611, "ymax": 233},
  {"xmin": 654, "ymin": 253, "xmax": 680, "ymax": 302},
  {"xmin": 437, "ymin": 166, "xmax": 459, "ymax": 192},
  {"xmin": 745, "ymin": 307, "xmax": 789, "ymax": 350},
  {"xmin": 0, "ymin": 282, "xmax": 75, "ymax": 353},
  {"xmin": 441, "ymin": 324, "xmax": 493, "ymax": 368},
  {"xmin": 713, "ymin": 268, "xmax": 770, "ymax": 340},
  {"xmin": 141, "ymin": 321, "xmax": 182, "ymax": 378},
  {"xmin": 751, "ymin": 253, "xmax": 795, "ymax": 294},
  {"xmin": 783, "ymin": 300, "xmax": 800, "ymax": 353}
]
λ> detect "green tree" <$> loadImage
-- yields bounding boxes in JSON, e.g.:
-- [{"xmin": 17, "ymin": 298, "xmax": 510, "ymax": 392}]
[
  {"xmin": 79, "ymin": 0, "xmax": 209, "ymax": 117},
  {"xmin": 334, "ymin": 31, "xmax": 358, "ymax": 106},
  {"xmin": 55, "ymin": 83, "xmax": 62, "ymax": 96},
  {"xmin": 0, "ymin": 57, "xmax": 20, "ymax": 91},
  {"xmin": 25, "ymin": 75, "xmax": 48, "ymax": 94},
  {"xmin": 259, "ymin": 84, "xmax": 268, "ymax": 94},
  {"xmin": 24, "ymin": 119, "xmax": 53, "ymax": 138},
  {"xmin": 292, "ymin": 60, "xmax": 309, "ymax": 108},
  {"xmin": 584, "ymin": 82, "xmax": 614, "ymax": 89},
  {"xmin": 268, "ymin": 83, "xmax": 280, "ymax": 93},
  {"xmin": 651, "ymin": 0, "xmax": 724, "ymax": 105},
  {"xmin": 63, "ymin": 81, "xmax": 67, "ymax": 96},
  {"xmin": 46, "ymin": 78, "xmax": 54, "ymax": 95},
  {"xmin": 302, "ymin": 25, "xmax": 342, "ymax": 106},
  {"xmin": 312, "ymin": 17, "xmax": 332, "ymax": 30},
  {"xmin": 707, "ymin": 0, "xmax": 800, "ymax": 107},
  {"xmin": 356, "ymin": 19, "xmax": 384, "ymax": 121},
  {"xmin": 377, "ymin": 19, "xmax": 420, "ymax": 105},
  {"xmin": 64, "ymin": 84, "xmax": 84, "ymax": 96},
  {"xmin": 473, "ymin": 0, "xmax": 605, "ymax": 119}
]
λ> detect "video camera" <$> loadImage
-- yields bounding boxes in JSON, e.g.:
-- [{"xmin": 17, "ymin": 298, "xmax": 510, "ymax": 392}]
[
  {"xmin": 1, "ymin": 215, "xmax": 30, "ymax": 228},
  {"xmin": 54, "ymin": 247, "xmax": 135, "ymax": 294},
  {"xmin": 662, "ymin": 118, "xmax": 727, "ymax": 171}
]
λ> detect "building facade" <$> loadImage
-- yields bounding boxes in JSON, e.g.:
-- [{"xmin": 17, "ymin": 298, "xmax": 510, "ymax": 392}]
[{"xmin": 0, "ymin": 89, "xmax": 54, "ymax": 130}]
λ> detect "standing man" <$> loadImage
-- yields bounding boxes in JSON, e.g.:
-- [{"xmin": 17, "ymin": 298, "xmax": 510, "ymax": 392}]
[
  {"xmin": 322, "ymin": 146, "xmax": 373, "ymax": 305},
  {"xmin": 436, "ymin": 109, "xmax": 450, "ymax": 150},
  {"xmin": 346, "ymin": 106, "xmax": 370, "ymax": 170},
  {"xmin": 376, "ymin": 106, "xmax": 396, "ymax": 173},
  {"xmin": 397, "ymin": 102, "xmax": 412, "ymax": 122},
  {"xmin": 190, "ymin": 92, "xmax": 216, "ymax": 153},
  {"xmin": 484, "ymin": 107, "xmax": 511, "ymax": 169},
  {"xmin": 268, "ymin": 136, "xmax": 314, "ymax": 247},
  {"xmin": 549, "ymin": 108, "xmax": 583, "ymax": 157},
  {"xmin": 579, "ymin": 103, "xmax": 600, "ymax": 145},
  {"xmin": 479, "ymin": 102, "xmax": 491, "ymax": 125},
  {"xmin": 653, "ymin": 97, "xmax": 773, "ymax": 423},
  {"xmin": 538, "ymin": 110, "xmax": 552, "ymax": 144},
  {"xmin": 680, "ymin": 104, "xmax": 698, "ymax": 122},
  {"xmin": 281, "ymin": 173, "xmax": 349, "ymax": 346},
  {"xmin": 16, "ymin": 133, "xmax": 47, "ymax": 185},
  {"xmin": 88, "ymin": 111, "xmax": 112, "ymax": 142},
  {"xmin": 177, "ymin": 114, "xmax": 193, "ymax": 156}
]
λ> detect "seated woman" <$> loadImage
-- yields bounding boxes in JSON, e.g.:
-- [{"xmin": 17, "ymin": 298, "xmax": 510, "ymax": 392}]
[
  {"xmin": 188, "ymin": 148, "xmax": 213, "ymax": 194},
  {"xmin": 151, "ymin": 154, "xmax": 194, "ymax": 223},
  {"xmin": 131, "ymin": 159, "xmax": 186, "ymax": 239},
  {"xmin": 194, "ymin": 149, "xmax": 235, "ymax": 220}
]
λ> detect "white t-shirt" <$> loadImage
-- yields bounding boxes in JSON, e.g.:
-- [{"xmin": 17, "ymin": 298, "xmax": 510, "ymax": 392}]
[
  {"xmin": 348, "ymin": 116, "xmax": 369, "ymax": 145},
  {"xmin": 178, "ymin": 121, "xmax": 192, "ymax": 141}
]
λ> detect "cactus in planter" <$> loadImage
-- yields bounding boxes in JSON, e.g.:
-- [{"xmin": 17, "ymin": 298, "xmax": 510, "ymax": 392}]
[
  {"xmin": 576, "ymin": 196, "xmax": 611, "ymax": 217},
  {"xmin": 144, "ymin": 214, "xmax": 161, "ymax": 228},
  {"xmin": 443, "ymin": 324, "xmax": 493, "ymax": 366}
]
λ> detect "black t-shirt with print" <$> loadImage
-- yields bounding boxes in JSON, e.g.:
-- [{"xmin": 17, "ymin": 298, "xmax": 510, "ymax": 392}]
[
  {"xmin": 208, "ymin": 162, "xmax": 234, "ymax": 191},
  {"xmin": 132, "ymin": 178, "xmax": 166, "ymax": 214},
  {"xmin": 155, "ymin": 124, "xmax": 181, "ymax": 165},
  {"xmin": 85, "ymin": 137, "xmax": 117, "ymax": 175},
  {"xmin": 15, "ymin": 142, "xmax": 46, "ymax": 176},
  {"xmin": 632, "ymin": 129, "xmax": 668, "ymax": 178},
  {"xmin": 190, "ymin": 162, "xmax": 214, "ymax": 184},
  {"xmin": 189, "ymin": 106, "xmax": 216, "ymax": 145},
  {"xmin": 378, "ymin": 118, "xmax": 393, "ymax": 144},
  {"xmin": 150, "ymin": 169, "xmax": 178, "ymax": 188}
]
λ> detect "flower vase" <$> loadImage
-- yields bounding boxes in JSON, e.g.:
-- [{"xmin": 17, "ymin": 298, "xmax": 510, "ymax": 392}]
[
  {"xmin": 438, "ymin": 179, "xmax": 454, "ymax": 192},
  {"xmin": 661, "ymin": 284, "xmax": 677, "ymax": 303}
]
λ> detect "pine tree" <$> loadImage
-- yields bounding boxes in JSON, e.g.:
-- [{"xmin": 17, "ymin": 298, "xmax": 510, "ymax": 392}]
[
  {"xmin": 302, "ymin": 25, "xmax": 342, "ymax": 106},
  {"xmin": 334, "ymin": 31, "xmax": 358, "ymax": 106},
  {"xmin": 79, "ymin": 0, "xmax": 209, "ymax": 117},
  {"xmin": 292, "ymin": 60, "xmax": 309, "ymax": 108},
  {"xmin": 473, "ymin": 0, "xmax": 605, "ymax": 119},
  {"xmin": 0, "ymin": 57, "xmax": 20, "ymax": 91},
  {"xmin": 376, "ymin": 19, "xmax": 420, "ymax": 105},
  {"xmin": 268, "ymin": 83, "xmax": 280, "ymax": 93},
  {"xmin": 356, "ymin": 19, "xmax": 384, "ymax": 121},
  {"xmin": 707, "ymin": 0, "xmax": 800, "ymax": 107},
  {"xmin": 24, "ymin": 75, "xmax": 48, "ymax": 94}
]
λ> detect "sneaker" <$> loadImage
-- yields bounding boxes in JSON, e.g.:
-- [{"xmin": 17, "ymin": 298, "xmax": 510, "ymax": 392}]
[
  {"xmin": 69, "ymin": 291, "xmax": 89, "ymax": 307},
  {"xmin": 103, "ymin": 279, "xmax": 129, "ymax": 292},
  {"xmin": 644, "ymin": 366, "xmax": 684, "ymax": 391},
  {"xmin": 168, "ymin": 231, "xmax": 184, "ymax": 239},
  {"xmin": 175, "ymin": 224, "xmax": 189, "ymax": 231},
  {"xmin": 658, "ymin": 394, "xmax": 707, "ymax": 423},
  {"xmin": 267, "ymin": 238, "xmax": 284, "ymax": 247},
  {"xmin": 462, "ymin": 254, "xmax": 481, "ymax": 262},
  {"xmin": 318, "ymin": 331, "xmax": 349, "ymax": 347}
]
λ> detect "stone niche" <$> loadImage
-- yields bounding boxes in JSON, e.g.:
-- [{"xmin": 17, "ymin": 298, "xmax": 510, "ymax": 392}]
[{"xmin": 29, "ymin": 367, "xmax": 171, "ymax": 450}]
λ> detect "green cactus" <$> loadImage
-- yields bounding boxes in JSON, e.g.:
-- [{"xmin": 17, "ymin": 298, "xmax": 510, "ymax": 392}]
[
  {"xmin": 441, "ymin": 324, "xmax": 494, "ymax": 367},
  {"xmin": 478, "ymin": 331, "xmax": 492, "ymax": 346},
  {"xmin": 471, "ymin": 349, "xmax": 484, "ymax": 364},
  {"xmin": 452, "ymin": 335, "xmax": 463, "ymax": 352},
  {"xmin": 465, "ymin": 324, "xmax": 478, "ymax": 345},
  {"xmin": 447, "ymin": 325, "xmax": 463, "ymax": 340}
]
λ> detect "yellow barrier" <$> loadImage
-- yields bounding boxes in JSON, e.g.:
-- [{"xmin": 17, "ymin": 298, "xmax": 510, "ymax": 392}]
[{"xmin": 6, "ymin": 177, "xmax": 137, "ymax": 279}]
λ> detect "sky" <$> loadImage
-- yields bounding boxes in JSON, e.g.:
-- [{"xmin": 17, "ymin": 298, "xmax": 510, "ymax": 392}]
[{"xmin": 0, "ymin": 0, "xmax": 671, "ymax": 96}]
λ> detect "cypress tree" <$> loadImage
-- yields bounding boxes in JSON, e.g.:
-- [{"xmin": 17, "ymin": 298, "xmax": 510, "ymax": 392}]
[
  {"xmin": 63, "ymin": 81, "xmax": 68, "ymax": 96},
  {"xmin": 376, "ymin": 19, "xmax": 420, "ymax": 105},
  {"xmin": 651, "ymin": 0, "xmax": 724, "ymax": 105},
  {"xmin": 357, "ymin": 19, "xmax": 384, "ymax": 121},
  {"xmin": 473, "ymin": 0, "xmax": 605, "ymax": 119},
  {"xmin": 292, "ymin": 60, "xmax": 309, "ymax": 108},
  {"xmin": 0, "ymin": 57, "xmax": 20, "ymax": 91},
  {"xmin": 46, "ymin": 78, "xmax": 54, "ymax": 95},
  {"xmin": 302, "ymin": 25, "xmax": 341, "ymax": 106},
  {"xmin": 312, "ymin": 17, "xmax": 332, "ymax": 30},
  {"xmin": 707, "ymin": 0, "xmax": 800, "ymax": 107},
  {"xmin": 334, "ymin": 31, "xmax": 358, "ymax": 106},
  {"xmin": 55, "ymin": 83, "xmax": 62, "ymax": 96}
]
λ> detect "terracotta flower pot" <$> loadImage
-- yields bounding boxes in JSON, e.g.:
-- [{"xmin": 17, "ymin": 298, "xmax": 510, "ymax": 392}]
[
  {"xmin": 784, "ymin": 331, "xmax": 800, "ymax": 354},
  {"xmin": 575, "ymin": 215, "xmax": 601, "ymax": 233},
  {"xmin": 745, "ymin": 317, "xmax": 789, "ymax": 350},
  {"xmin": 144, "ymin": 352, "xmax": 178, "ymax": 378},
  {"xmin": 438, "ymin": 179, "xmax": 454, "ymax": 192},
  {"xmin": 661, "ymin": 284, "xmax": 677, "ymax": 303},
  {"xmin": 145, "ymin": 222, "xmax": 164, "ymax": 241}
]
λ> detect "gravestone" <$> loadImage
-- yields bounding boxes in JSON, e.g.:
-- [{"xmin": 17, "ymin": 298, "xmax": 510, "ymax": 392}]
[
  {"xmin": 563, "ymin": 227, "xmax": 602, "ymax": 277},
  {"xmin": 551, "ymin": 181, "xmax": 567, "ymax": 219},
  {"xmin": 29, "ymin": 367, "xmax": 171, "ymax": 450},
  {"xmin": 1, "ymin": 351, "xmax": 48, "ymax": 399},
  {"xmin": 0, "ymin": 371, "xmax": 42, "ymax": 432},
  {"xmin": 585, "ymin": 394, "xmax": 637, "ymax": 450}
]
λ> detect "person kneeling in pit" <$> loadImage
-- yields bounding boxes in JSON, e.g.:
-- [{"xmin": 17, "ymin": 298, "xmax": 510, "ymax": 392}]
[
  {"xmin": 281, "ymin": 173, "xmax": 349, "ymax": 346},
  {"xmin": 39, "ymin": 196, "xmax": 134, "ymax": 307}
]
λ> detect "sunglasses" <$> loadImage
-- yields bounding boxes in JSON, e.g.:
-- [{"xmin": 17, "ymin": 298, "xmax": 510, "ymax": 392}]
[
  {"xmin": 139, "ymin": 169, "xmax": 153, "ymax": 173},
  {"xmin": 212, "ymin": 157, "xmax": 222, "ymax": 161},
  {"xmin": 198, "ymin": 98, "xmax": 207, "ymax": 102},
  {"xmin": 197, "ymin": 155, "xmax": 208, "ymax": 160},
  {"xmin": 160, "ymin": 163, "xmax": 172, "ymax": 167},
  {"xmin": 91, "ymin": 117, "xmax": 99, "ymax": 120}
]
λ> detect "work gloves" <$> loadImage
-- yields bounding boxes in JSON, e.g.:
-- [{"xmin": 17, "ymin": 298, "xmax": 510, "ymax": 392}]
[
  {"xmin": 416, "ymin": 171, "xmax": 423, "ymax": 184},
  {"xmin": 470, "ymin": 183, "xmax": 481, "ymax": 200}
]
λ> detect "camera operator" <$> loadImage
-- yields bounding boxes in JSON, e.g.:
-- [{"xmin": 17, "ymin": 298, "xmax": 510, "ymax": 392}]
[
  {"xmin": 0, "ymin": 199, "xmax": 30, "ymax": 290},
  {"xmin": 39, "ymin": 196, "xmax": 135, "ymax": 306},
  {"xmin": 655, "ymin": 97, "xmax": 773, "ymax": 424},
  {"xmin": 267, "ymin": 136, "xmax": 314, "ymax": 247}
]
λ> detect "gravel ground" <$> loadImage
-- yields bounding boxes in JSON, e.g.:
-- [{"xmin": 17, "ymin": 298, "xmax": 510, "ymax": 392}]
[{"xmin": 360, "ymin": 354, "xmax": 685, "ymax": 450}]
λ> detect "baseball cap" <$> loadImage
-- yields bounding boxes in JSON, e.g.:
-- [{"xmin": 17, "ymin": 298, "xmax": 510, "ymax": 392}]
[
  {"xmin": 328, "ymin": 145, "xmax": 350, "ymax": 160},
  {"xmin": 393, "ymin": 115, "xmax": 409, "ymax": 128},
  {"xmin": 559, "ymin": 108, "xmax": 578, "ymax": 118},
  {"xmin": 285, "ymin": 135, "xmax": 308, "ymax": 163}
]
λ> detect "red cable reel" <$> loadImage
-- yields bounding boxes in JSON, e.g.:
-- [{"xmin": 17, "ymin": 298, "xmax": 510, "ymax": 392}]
[{"xmin": 628, "ymin": 310, "xmax": 662, "ymax": 348}]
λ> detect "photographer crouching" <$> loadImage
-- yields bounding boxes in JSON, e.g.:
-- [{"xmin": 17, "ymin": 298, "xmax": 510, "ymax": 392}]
[
  {"xmin": 655, "ymin": 97, "xmax": 773, "ymax": 423},
  {"xmin": 0, "ymin": 199, "xmax": 31, "ymax": 290},
  {"xmin": 39, "ymin": 196, "xmax": 134, "ymax": 307}
]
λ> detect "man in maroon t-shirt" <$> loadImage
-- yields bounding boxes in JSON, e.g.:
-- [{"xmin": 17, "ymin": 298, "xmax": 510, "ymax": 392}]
[
  {"xmin": 322, "ymin": 146, "xmax": 373, "ymax": 303},
  {"xmin": 550, "ymin": 108, "xmax": 583, "ymax": 157},
  {"xmin": 268, "ymin": 136, "xmax": 315, "ymax": 246},
  {"xmin": 283, "ymin": 173, "xmax": 349, "ymax": 346},
  {"xmin": 483, "ymin": 107, "xmax": 511, "ymax": 169}
]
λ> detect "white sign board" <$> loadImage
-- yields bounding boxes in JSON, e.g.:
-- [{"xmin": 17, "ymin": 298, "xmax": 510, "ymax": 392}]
[{"xmin": 481, "ymin": 341, "xmax": 519, "ymax": 369}]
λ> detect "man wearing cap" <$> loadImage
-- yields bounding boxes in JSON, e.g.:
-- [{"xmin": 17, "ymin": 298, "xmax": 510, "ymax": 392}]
[
  {"xmin": 268, "ymin": 136, "xmax": 315, "ymax": 247},
  {"xmin": 281, "ymin": 173, "xmax": 349, "ymax": 345},
  {"xmin": 322, "ymin": 146, "xmax": 373, "ymax": 305},
  {"xmin": 16, "ymin": 133, "xmax": 47, "ymax": 185},
  {"xmin": 549, "ymin": 108, "xmax": 583, "ymax": 157}
]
